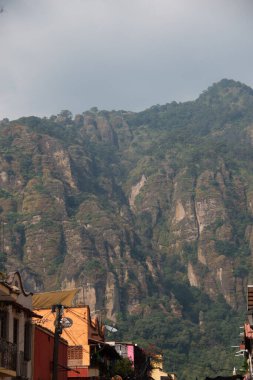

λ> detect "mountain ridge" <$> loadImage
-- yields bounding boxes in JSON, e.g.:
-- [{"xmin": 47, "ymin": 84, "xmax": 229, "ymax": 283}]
[{"xmin": 0, "ymin": 79, "xmax": 252, "ymax": 378}]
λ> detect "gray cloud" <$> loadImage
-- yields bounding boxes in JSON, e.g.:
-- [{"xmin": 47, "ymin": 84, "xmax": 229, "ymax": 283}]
[{"xmin": 1, "ymin": 0, "xmax": 253, "ymax": 119}]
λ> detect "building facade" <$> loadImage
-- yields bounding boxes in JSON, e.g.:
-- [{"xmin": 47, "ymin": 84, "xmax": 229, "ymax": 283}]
[
  {"xmin": 33, "ymin": 303, "xmax": 118, "ymax": 379},
  {"xmin": 107, "ymin": 341, "xmax": 153, "ymax": 380},
  {"xmin": 0, "ymin": 271, "xmax": 37, "ymax": 380},
  {"xmin": 33, "ymin": 324, "xmax": 68, "ymax": 380},
  {"xmin": 151, "ymin": 355, "xmax": 177, "ymax": 380}
]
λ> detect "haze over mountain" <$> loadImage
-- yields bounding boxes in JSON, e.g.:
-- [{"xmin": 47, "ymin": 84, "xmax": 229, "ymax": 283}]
[
  {"xmin": 1, "ymin": 0, "xmax": 253, "ymax": 119},
  {"xmin": 1, "ymin": 79, "xmax": 252, "ymax": 378}
]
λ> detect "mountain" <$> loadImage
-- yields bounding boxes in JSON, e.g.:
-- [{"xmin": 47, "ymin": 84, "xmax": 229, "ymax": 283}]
[{"xmin": 1, "ymin": 79, "xmax": 253, "ymax": 378}]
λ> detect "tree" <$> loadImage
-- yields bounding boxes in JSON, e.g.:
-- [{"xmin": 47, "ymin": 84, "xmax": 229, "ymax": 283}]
[{"xmin": 113, "ymin": 358, "xmax": 134, "ymax": 379}]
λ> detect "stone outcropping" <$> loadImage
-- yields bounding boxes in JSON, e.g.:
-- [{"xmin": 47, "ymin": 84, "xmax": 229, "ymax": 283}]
[{"xmin": 1, "ymin": 80, "xmax": 253, "ymax": 322}]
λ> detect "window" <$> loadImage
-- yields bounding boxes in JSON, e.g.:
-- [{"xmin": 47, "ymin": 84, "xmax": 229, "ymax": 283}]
[
  {"xmin": 68, "ymin": 345, "xmax": 83, "ymax": 360},
  {"xmin": 24, "ymin": 322, "xmax": 32, "ymax": 361},
  {"xmin": 0, "ymin": 311, "xmax": 7, "ymax": 339},
  {"xmin": 13, "ymin": 318, "xmax": 19, "ymax": 344}
]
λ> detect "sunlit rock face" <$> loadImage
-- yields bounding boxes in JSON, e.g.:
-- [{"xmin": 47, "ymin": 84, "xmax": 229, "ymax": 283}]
[{"xmin": 1, "ymin": 79, "xmax": 253, "ymax": 321}]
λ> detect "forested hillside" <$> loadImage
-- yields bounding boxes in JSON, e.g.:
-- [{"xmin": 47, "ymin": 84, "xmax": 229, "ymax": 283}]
[{"xmin": 1, "ymin": 79, "xmax": 253, "ymax": 378}]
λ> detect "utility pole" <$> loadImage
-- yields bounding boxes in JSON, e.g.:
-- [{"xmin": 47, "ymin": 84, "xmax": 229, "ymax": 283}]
[{"xmin": 52, "ymin": 304, "xmax": 64, "ymax": 380}]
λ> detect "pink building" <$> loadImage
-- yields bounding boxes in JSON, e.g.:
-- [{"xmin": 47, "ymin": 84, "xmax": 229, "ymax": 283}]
[
  {"xmin": 106, "ymin": 341, "xmax": 152, "ymax": 379},
  {"xmin": 107, "ymin": 341, "xmax": 135, "ymax": 364}
]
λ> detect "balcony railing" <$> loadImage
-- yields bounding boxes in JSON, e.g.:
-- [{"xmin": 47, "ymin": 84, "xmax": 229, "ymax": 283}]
[{"xmin": 0, "ymin": 337, "xmax": 17, "ymax": 371}]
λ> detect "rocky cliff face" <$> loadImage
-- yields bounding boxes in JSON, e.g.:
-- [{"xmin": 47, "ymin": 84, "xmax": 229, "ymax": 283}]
[{"xmin": 0, "ymin": 80, "xmax": 253, "ymax": 325}]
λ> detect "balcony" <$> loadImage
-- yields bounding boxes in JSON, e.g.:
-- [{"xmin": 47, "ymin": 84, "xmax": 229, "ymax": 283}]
[{"xmin": 0, "ymin": 337, "xmax": 17, "ymax": 377}]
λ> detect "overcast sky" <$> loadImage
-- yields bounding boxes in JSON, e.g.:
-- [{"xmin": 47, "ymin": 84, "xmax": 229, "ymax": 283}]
[{"xmin": 0, "ymin": 0, "xmax": 253, "ymax": 120}]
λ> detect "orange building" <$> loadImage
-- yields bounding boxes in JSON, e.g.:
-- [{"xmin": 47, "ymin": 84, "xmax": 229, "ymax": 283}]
[{"xmin": 33, "ymin": 291, "xmax": 118, "ymax": 379}]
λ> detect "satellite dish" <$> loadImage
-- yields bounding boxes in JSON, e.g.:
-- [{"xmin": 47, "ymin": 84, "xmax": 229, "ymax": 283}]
[
  {"xmin": 61, "ymin": 317, "xmax": 73, "ymax": 329},
  {"xmin": 105, "ymin": 325, "xmax": 118, "ymax": 333}
]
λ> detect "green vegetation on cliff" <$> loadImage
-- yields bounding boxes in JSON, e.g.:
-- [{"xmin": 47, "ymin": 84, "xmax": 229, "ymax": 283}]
[{"xmin": 1, "ymin": 79, "xmax": 253, "ymax": 379}]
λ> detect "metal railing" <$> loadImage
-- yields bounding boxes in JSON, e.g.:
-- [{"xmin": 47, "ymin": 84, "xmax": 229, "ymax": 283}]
[{"xmin": 0, "ymin": 337, "xmax": 17, "ymax": 371}]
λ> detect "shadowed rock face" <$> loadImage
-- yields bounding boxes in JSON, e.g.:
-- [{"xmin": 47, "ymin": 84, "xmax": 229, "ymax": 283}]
[{"xmin": 1, "ymin": 80, "xmax": 253, "ymax": 323}]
